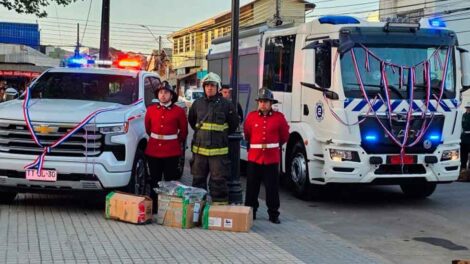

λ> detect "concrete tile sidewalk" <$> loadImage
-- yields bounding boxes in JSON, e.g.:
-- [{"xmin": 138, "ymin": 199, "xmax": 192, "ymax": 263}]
[{"xmin": 0, "ymin": 189, "xmax": 391, "ymax": 264}]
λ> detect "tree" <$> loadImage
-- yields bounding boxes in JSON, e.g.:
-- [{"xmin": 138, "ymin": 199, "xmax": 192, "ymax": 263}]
[{"xmin": 0, "ymin": 0, "xmax": 78, "ymax": 17}]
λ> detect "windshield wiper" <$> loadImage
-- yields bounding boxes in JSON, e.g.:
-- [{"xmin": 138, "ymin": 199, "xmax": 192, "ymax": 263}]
[{"xmin": 346, "ymin": 83, "xmax": 404, "ymax": 99}]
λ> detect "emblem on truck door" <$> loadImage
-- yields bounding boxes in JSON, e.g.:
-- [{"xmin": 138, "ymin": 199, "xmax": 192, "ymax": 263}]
[{"xmin": 315, "ymin": 101, "xmax": 324, "ymax": 121}]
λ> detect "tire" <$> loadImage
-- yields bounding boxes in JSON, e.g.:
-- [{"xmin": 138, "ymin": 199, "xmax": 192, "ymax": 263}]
[
  {"xmin": 175, "ymin": 141, "xmax": 186, "ymax": 180},
  {"xmin": 287, "ymin": 141, "xmax": 311, "ymax": 200},
  {"xmin": 400, "ymin": 182, "xmax": 437, "ymax": 199},
  {"xmin": 126, "ymin": 148, "xmax": 150, "ymax": 196},
  {"xmin": 0, "ymin": 192, "xmax": 17, "ymax": 204}
]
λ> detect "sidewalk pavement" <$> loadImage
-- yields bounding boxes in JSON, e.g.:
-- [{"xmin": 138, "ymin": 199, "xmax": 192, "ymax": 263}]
[{"xmin": 0, "ymin": 173, "xmax": 392, "ymax": 264}]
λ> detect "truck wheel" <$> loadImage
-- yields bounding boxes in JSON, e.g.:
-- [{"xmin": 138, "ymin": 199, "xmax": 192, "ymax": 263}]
[
  {"xmin": 0, "ymin": 192, "xmax": 17, "ymax": 204},
  {"xmin": 175, "ymin": 142, "xmax": 186, "ymax": 180},
  {"xmin": 287, "ymin": 142, "xmax": 311, "ymax": 200},
  {"xmin": 400, "ymin": 182, "xmax": 437, "ymax": 199},
  {"xmin": 126, "ymin": 148, "xmax": 149, "ymax": 195}
]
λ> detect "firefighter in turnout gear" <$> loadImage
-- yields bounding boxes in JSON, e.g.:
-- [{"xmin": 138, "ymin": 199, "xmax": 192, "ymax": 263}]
[
  {"xmin": 461, "ymin": 103, "xmax": 470, "ymax": 171},
  {"xmin": 188, "ymin": 72, "xmax": 239, "ymax": 202},
  {"xmin": 145, "ymin": 82, "xmax": 188, "ymax": 206},
  {"xmin": 244, "ymin": 88, "xmax": 289, "ymax": 224}
]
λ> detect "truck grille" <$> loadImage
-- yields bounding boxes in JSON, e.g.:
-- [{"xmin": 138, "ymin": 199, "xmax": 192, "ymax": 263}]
[
  {"xmin": 359, "ymin": 115, "xmax": 445, "ymax": 154},
  {"xmin": 0, "ymin": 122, "xmax": 104, "ymax": 157}
]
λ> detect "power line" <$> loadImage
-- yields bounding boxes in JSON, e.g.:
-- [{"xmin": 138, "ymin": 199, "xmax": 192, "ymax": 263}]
[{"xmin": 81, "ymin": 0, "xmax": 93, "ymax": 45}]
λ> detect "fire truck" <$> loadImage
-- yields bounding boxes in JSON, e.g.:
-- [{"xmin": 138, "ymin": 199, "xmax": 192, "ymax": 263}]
[{"xmin": 208, "ymin": 16, "xmax": 470, "ymax": 199}]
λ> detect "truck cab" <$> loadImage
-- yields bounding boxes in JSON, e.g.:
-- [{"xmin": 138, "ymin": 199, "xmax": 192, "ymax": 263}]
[
  {"xmin": 0, "ymin": 65, "xmax": 183, "ymax": 202},
  {"xmin": 208, "ymin": 16, "xmax": 470, "ymax": 199}
]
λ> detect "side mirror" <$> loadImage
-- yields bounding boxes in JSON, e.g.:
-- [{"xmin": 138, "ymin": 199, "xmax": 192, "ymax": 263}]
[
  {"xmin": 300, "ymin": 82, "xmax": 339, "ymax": 100},
  {"xmin": 459, "ymin": 48, "xmax": 470, "ymax": 93},
  {"xmin": 4, "ymin": 88, "xmax": 18, "ymax": 101}
]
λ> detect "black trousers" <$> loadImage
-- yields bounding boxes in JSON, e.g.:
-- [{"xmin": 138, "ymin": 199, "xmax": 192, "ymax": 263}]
[
  {"xmin": 147, "ymin": 155, "xmax": 179, "ymax": 202},
  {"xmin": 244, "ymin": 162, "xmax": 280, "ymax": 218},
  {"xmin": 461, "ymin": 143, "xmax": 470, "ymax": 170},
  {"xmin": 191, "ymin": 153, "xmax": 230, "ymax": 202}
]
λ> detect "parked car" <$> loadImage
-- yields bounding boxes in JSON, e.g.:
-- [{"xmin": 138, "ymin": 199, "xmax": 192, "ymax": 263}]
[{"xmin": 181, "ymin": 88, "xmax": 204, "ymax": 108}]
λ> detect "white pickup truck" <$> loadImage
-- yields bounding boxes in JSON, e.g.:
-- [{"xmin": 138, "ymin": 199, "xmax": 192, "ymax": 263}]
[{"xmin": 0, "ymin": 67, "xmax": 185, "ymax": 202}]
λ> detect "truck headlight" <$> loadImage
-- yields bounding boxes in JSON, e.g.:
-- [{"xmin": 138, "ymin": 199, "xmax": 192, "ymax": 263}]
[
  {"xmin": 99, "ymin": 123, "xmax": 128, "ymax": 134},
  {"xmin": 329, "ymin": 149, "xmax": 360, "ymax": 162},
  {"xmin": 441, "ymin": 149, "xmax": 459, "ymax": 161}
]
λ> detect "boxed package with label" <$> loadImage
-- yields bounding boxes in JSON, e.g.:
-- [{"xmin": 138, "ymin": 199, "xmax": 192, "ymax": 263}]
[
  {"xmin": 156, "ymin": 194, "xmax": 204, "ymax": 228},
  {"xmin": 202, "ymin": 205, "xmax": 253, "ymax": 232},
  {"xmin": 105, "ymin": 192, "xmax": 153, "ymax": 224},
  {"xmin": 155, "ymin": 181, "xmax": 207, "ymax": 229}
]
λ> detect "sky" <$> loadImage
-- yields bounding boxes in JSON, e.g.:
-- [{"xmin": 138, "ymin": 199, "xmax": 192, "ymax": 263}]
[{"xmin": 0, "ymin": 0, "xmax": 379, "ymax": 54}]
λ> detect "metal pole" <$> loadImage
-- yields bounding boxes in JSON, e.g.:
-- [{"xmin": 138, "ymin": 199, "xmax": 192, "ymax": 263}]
[
  {"xmin": 228, "ymin": 0, "xmax": 243, "ymax": 204},
  {"xmin": 159, "ymin": 36, "xmax": 162, "ymax": 53},
  {"xmin": 99, "ymin": 0, "xmax": 110, "ymax": 60},
  {"xmin": 274, "ymin": 0, "xmax": 283, "ymax": 26},
  {"xmin": 75, "ymin": 23, "xmax": 80, "ymax": 56}
]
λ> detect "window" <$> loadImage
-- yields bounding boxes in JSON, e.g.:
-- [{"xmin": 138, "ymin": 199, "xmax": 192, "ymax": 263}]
[
  {"xmin": 262, "ymin": 35, "xmax": 296, "ymax": 92},
  {"xmin": 191, "ymin": 34, "xmax": 195, "ymax": 51},
  {"xmin": 315, "ymin": 42, "xmax": 331, "ymax": 88},
  {"xmin": 218, "ymin": 28, "xmax": 223, "ymax": 37},
  {"xmin": 185, "ymin": 35, "xmax": 190, "ymax": 52},
  {"xmin": 29, "ymin": 72, "xmax": 138, "ymax": 105},
  {"xmin": 204, "ymin": 31, "xmax": 209, "ymax": 49},
  {"xmin": 178, "ymin": 38, "xmax": 184, "ymax": 53},
  {"xmin": 173, "ymin": 41, "xmax": 178, "ymax": 54},
  {"xmin": 144, "ymin": 76, "xmax": 161, "ymax": 107}
]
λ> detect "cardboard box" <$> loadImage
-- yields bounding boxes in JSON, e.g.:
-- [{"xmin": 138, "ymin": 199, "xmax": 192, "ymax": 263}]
[
  {"xmin": 105, "ymin": 192, "xmax": 152, "ymax": 224},
  {"xmin": 157, "ymin": 194, "xmax": 204, "ymax": 229},
  {"xmin": 202, "ymin": 205, "xmax": 253, "ymax": 232}
]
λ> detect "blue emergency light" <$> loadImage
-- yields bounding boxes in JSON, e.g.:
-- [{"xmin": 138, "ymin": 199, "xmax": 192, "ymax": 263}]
[
  {"xmin": 427, "ymin": 133, "xmax": 441, "ymax": 142},
  {"xmin": 66, "ymin": 54, "xmax": 95, "ymax": 68},
  {"xmin": 428, "ymin": 18, "xmax": 446, "ymax": 28},
  {"xmin": 319, "ymin": 15, "xmax": 360, "ymax": 25},
  {"xmin": 364, "ymin": 133, "xmax": 378, "ymax": 142}
]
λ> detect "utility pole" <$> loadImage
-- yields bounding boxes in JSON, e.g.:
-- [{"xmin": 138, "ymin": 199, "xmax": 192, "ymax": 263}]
[
  {"xmin": 158, "ymin": 36, "xmax": 162, "ymax": 53},
  {"xmin": 99, "ymin": 0, "xmax": 110, "ymax": 60},
  {"xmin": 228, "ymin": 0, "xmax": 243, "ymax": 204},
  {"xmin": 274, "ymin": 0, "xmax": 283, "ymax": 26},
  {"xmin": 74, "ymin": 23, "xmax": 80, "ymax": 56}
]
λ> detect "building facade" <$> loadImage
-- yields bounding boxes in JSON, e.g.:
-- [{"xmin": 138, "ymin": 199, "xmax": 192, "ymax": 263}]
[
  {"xmin": 169, "ymin": 0, "xmax": 314, "ymax": 91},
  {"xmin": 0, "ymin": 22, "xmax": 40, "ymax": 50}
]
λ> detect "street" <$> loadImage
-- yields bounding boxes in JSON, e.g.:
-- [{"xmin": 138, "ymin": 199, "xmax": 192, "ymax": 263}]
[{"xmin": 273, "ymin": 179, "xmax": 470, "ymax": 264}]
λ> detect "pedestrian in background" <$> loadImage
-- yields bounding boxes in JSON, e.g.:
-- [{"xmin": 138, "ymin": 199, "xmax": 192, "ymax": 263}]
[
  {"xmin": 220, "ymin": 84, "xmax": 244, "ymax": 123},
  {"xmin": 188, "ymin": 73, "xmax": 239, "ymax": 204},
  {"xmin": 244, "ymin": 88, "xmax": 289, "ymax": 224},
  {"xmin": 461, "ymin": 103, "xmax": 470, "ymax": 171},
  {"xmin": 145, "ymin": 81, "xmax": 188, "ymax": 206}
]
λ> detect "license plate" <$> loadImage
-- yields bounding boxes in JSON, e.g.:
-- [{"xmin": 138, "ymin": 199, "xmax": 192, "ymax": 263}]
[
  {"xmin": 25, "ymin": 169, "xmax": 58, "ymax": 182},
  {"xmin": 389, "ymin": 155, "xmax": 415, "ymax": 165}
]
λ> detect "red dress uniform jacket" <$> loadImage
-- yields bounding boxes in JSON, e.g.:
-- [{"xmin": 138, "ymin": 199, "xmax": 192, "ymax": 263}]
[
  {"xmin": 244, "ymin": 110, "xmax": 289, "ymax": 165},
  {"xmin": 145, "ymin": 103, "xmax": 188, "ymax": 158}
]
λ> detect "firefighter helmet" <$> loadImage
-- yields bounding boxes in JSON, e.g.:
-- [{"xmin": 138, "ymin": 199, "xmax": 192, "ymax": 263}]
[{"xmin": 255, "ymin": 88, "xmax": 279, "ymax": 104}]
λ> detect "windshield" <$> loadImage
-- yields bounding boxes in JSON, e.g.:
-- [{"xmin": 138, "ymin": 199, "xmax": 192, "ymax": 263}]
[
  {"xmin": 28, "ymin": 72, "xmax": 139, "ymax": 105},
  {"xmin": 341, "ymin": 45, "xmax": 456, "ymax": 99}
]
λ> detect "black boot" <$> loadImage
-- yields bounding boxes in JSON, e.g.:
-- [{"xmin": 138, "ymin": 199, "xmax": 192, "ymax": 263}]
[{"xmin": 269, "ymin": 216, "xmax": 280, "ymax": 224}]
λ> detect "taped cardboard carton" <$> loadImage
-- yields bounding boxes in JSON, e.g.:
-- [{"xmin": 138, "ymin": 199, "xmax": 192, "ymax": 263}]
[{"xmin": 105, "ymin": 192, "xmax": 152, "ymax": 224}]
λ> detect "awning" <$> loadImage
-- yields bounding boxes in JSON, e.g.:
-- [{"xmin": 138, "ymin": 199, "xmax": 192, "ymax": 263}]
[
  {"xmin": 0, "ymin": 64, "xmax": 49, "ymax": 78},
  {"xmin": 176, "ymin": 71, "xmax": 197, "ymax": 81}
]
